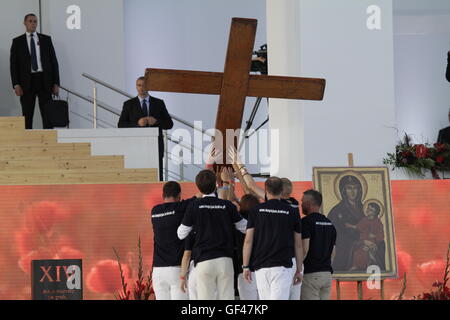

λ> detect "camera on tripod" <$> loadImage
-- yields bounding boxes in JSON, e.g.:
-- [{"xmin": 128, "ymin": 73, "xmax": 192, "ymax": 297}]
[{"xmin": 251, "ymin": 44, "xmax": 267, "ymax": 75}]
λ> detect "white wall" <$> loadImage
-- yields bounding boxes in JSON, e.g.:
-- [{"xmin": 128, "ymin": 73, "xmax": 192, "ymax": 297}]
[
  {"xmin": 40, "ymin": 0, "xmax": 125, "ymax": 129},
  {"xmin": 301, "ymin": 0, "xmax": 397, "ymax": 180},
  {"xmin": 0, "ymin": 1, "xmax": 39, "ymax": 122},
  {"xmin": 266, "ymin": 0, "xmax": 305, "ymax": 179},
  {"xmin": 394, "ymin": 14, "xmax": 450, "ymax": 145},
  {"xmin": 269, "ymin": 0, "xmax": 398, "ymax": 181}
]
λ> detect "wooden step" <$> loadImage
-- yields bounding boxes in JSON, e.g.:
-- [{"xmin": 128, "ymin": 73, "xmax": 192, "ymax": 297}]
[
  {"xmin": 0, "ymin": 144, "xmax": 92, "ymax": 160},
  {"xmin": 0, "ymin": 117, "xmax": 159, "ymax": 185},
  {"xmin": 0, "ymin": 117, "xmax": 25, "ymax": 130},
  {"xmin": 0, "ymin": 130, "xmax": 57, "ymax": 146},
  {"xmin": 0, "ymin": 156, "xmax": 124, "ymax": 171},
  {"xmin": 0, "ymin": 168, "xmax": 158, "ymax": 185}
]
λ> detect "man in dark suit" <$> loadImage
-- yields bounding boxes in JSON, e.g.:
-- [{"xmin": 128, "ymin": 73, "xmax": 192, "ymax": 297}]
[
  {"xmin": 446, "ymin": 51, "xmax": 450, "ymax": 83},
  {"xmin": 437, "ymin": 109, "xmax": 450, "ymax": 145},
  {"xmin": 10, "ymin": 13, "xmax": 60, "ymax": 129},
  {"xmin": 118, "ymin": 76, "xmax": 173, "ymax": 181}
]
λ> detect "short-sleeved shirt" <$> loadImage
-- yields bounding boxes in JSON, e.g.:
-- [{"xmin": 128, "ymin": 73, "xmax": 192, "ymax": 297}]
[
  {"xmin": 184, "ymin": 232, "xmax": 196, "ymax": 264},
  {"xmin": 247, "ymin": 199, "xmax": 301, "ymax": 271},
  {"xmin": 182, "ymin": 196, "xmax": 243, "ymax": 266},
  {"xmin": 301, "ymin": 212, "xmax": 337, "ymax": 274},
  {"xmin": 151, "ymin": 197, "xmax": 196, "ymax": 267},
  {"xmin": 281, "ymin": 197, "xmax": 300, "ymax": 214}
]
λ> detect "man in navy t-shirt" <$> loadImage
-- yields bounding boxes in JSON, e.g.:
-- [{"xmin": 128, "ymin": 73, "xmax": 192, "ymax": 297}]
[
  {"xmin": 177, "ymin": 170, "xmax": 247, "ymax": 300},
  {"xmin": 151, "ymin": 181, "xmax": 197, "ymax": 300},
  {"xmin": 300, "ymin": 189, "xmax": 337, "ymax": 300},
  {"xmin": 242, "ymin": 177, "xmax": 304, "ymax": 300}
]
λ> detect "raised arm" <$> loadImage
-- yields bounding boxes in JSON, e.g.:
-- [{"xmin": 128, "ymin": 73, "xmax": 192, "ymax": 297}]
[
  {"xmin": 221, "ymin": 166, "xmax": 239, "ymax": 201},
  {"xmin": 228, "ymin": 146, "xmax": 265, "ymax": 200}
]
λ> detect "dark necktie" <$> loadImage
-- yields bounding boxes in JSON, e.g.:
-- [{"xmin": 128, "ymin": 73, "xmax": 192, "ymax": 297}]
[
  {"xmin": 142, "ymin": 99, "xmax": 149, "ymax": 117},
  {"xmin": 30, "ymin": 34, "xmax": 38, "ymax": 71}
]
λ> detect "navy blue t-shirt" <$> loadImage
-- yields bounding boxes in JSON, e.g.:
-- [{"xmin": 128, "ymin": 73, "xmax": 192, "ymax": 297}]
[
  {"xmin": 182, "ymin": 196, "xmax": 243, "ymax": 266},
  {"xmin": 247, "ymin": 199, "xmax": 301, "ymax": 270},
  {"xmin": 281, "ymin": 197, "xmax": 300, "ymax": 214},
  {"xmin": 151, "ymin": 197, "xmax": 196, "ymax": 267},
  {"xmin": 301, "ymin": 213, "xmax": 337, "ymax": 274}
]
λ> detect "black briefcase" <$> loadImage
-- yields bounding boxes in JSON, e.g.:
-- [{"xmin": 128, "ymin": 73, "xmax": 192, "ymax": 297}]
[{"xmin": 44, "ymin": 95, "xmax": 69, "ymax": 128}]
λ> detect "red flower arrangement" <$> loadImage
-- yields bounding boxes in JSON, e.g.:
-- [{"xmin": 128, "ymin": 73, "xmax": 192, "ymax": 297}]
[
  {"xmin": 414, "ymin": 244, "xmax": 450, "ymax": 300},
  {"xmin": 383, "ymin": 134, "xmax": 450, "ymax": 178},
  {"xmin": 113, "ymin": 237, "xmax": 154, "ymax": 300},
  {"xmin": 397, "ymin": 243, "xmax": 450, "ymax": 300}
]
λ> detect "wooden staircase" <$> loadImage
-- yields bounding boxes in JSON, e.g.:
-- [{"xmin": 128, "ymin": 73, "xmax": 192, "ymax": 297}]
[{"xmin": 0, "ymin": 117, "xmax": 158, "ymax": 185}]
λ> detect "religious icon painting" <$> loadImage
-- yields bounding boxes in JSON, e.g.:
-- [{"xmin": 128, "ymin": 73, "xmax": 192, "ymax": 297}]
[{"xmin": 313, "ymin": 167, "xmax": 398, "ymax": 280}]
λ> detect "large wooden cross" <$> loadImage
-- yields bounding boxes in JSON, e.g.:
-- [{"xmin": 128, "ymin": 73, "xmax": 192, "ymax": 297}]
[{"xmin": 145, "ymin": 18, "xmax": 326, "ymax": 165}]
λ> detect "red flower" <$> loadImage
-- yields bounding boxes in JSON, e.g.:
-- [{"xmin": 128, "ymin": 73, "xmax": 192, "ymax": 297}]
[
  {"xmin": 434, "ymin": 143, "xmax": 447, "ymax": 152},
  {"xmin": 15, "ymin": 231, "xmax": 39, "ymax": 256},
  {"xmin": 401, "ymin": 151, "xmax": 411, "ymax": 157},
  {"xmin": 415, "ymin": 145, "xmax": 428, "ymax": 159},
  {"xmin": 24, "ymin": 201, "xmax": 68, "ymax": 235},
  {"xmin": 86, "ymin": 260, "xmax": 131, "ymax": 294},
  {"xmin": 417, "ymin": 259, "xmax": 446, "ymax": 286},
  {"xmin": 18, "ymin": 248, "xmax": 53, "ymax": 274},
  {"xmin": 397, "ymin": 250, "xmax": 412, "ymax": 277},
  {"xmin": 53, "ymin": 247, "xmax": 83, "ymax": 260},
  {"xmin": 436, "ymin": 156, "xmax": 445, "ymax": 164}
]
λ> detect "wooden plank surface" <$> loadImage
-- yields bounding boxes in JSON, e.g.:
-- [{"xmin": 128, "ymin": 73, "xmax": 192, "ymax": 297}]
[
  {"xmin": 145, "ymin": 69, "xmax": 222, "ymax": 95},
  {"xmin": 247, "ymin": 75, "xmax": 326, "ymax": 100},
  {"xmin": 0, "ymin": 117, "xmax": 25, "ymax": 130},
  {"xmin": 0, "ymin": 156, "xmax": 124, "ymax": 171},
  {"xmin": 214, "ymin": 18, "xmax": 256, "ymax": 134},
  {"xmin": 0, "ymin": 168, "xmax": 158, "ymax": 185},
  {"xmin": 0, "ymin": 143, "xmax": 92, "ymax": 158},
  {"xmin": 145, "ymin": 69, "xmax": 326, "ymax": 101},
  {"xmin": 0, "ymin": 130, "xmax": 58, "ymax": 146}
]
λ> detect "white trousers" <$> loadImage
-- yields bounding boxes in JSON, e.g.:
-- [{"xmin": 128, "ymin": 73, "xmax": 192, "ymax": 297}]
[
  {"xmin": 237, "ymin": 272, "xmax": 259, "ymax": 300},
  {"xmin": 289, "ymin": 258, "xmax": 303, "ymax": 300},
  {"xmin": 187, "ymin": 260, "xmax": 197, "ymax": 300},
  {"xmin": 255, "ymin": 266, "xmax": 293, "ymax": 300},
  {"xmin": 195, "ymin": 257, "xmax": 234, "ymax": 300},
  {"xmin": 152, "ymin": 266, "xmax": 189, "ymax": 300}
]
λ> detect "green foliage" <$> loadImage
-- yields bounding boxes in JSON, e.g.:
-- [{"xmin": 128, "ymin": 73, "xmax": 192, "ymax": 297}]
[{"xmin": 383, "ymin": 134, "xmax": 450, "ymax": 178}]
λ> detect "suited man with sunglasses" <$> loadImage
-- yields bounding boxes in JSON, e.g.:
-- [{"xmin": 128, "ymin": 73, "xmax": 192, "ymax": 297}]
[
  {"xmin": 10, "ymin": 13, "xmax": 60, "ymax": 129},
  {"xmin": 118, "ymin": 76, "xmax": 173, "ymax": 180}
]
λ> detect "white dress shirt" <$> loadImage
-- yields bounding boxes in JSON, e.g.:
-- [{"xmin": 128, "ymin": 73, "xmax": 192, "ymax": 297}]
[{"xmin": 26, "ymin": 32, "xmax": 43, "ymax": 73}]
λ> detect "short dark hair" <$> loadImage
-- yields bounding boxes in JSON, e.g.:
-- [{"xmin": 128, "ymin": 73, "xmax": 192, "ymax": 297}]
[
  {"xmin": 281, "ymin": 178, "xmax": 292, "ymax": 196},
  {"xmin": 239, "ymin": 194, "xmax": 260, "ymax": 213},
  {"xmin": 303, "ymin": 189, "xmax": 323, "ymax": 207},
  {"xmin": 24, "ymin": 14, "xmax": 37, "ymax": 22},
  {"xmin": 163, "ymin": 181, "xmax": 181, "ymax": 199},
  {"xmin": 195, "ymin": 170, "xmax": 216, "ymax": 195},
  {"xmin": 265, "ymin": 177, "xmax": 283, "ymax": 196},
  {"xmin": 137, "ymin": 76, "xmax": 145, "ymax": 82}
]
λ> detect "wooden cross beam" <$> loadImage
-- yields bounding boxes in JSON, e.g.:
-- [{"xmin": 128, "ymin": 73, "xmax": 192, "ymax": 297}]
[{"xmin": 145, "ymin": 18, "xmax": 326, "ymax": 165}]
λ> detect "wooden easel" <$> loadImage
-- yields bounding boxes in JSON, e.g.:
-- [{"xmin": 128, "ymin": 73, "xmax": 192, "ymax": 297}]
[{"xmin": 335, "ymin": 153, "xmax": 385, "ymax": 300}]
